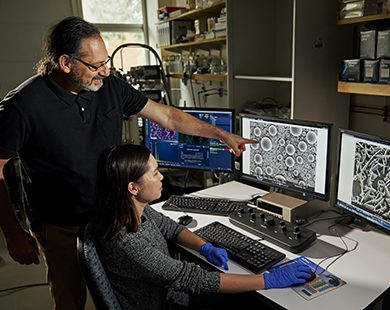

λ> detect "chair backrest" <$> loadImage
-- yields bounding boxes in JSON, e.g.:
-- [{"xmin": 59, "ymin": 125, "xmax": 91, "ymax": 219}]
[{"xmin": 77, "ymin": 220, "xmax": 123, "ymax": 310}]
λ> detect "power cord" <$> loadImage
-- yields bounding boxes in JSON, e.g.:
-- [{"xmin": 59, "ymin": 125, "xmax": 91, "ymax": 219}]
[
  {"xmin": 109, "ymin": 43, "xmax": 173, "ymax": 106},
  {"xmin": 165, "ymin": 168, "xmax": 189, "ymax": 195},
  {"xmin": 305, "ymin": 214, "xmax": 359, "ymax": 274},
  {"xmin": 0, "ymin": 283, "xmax": 49, "ymax": 293}
]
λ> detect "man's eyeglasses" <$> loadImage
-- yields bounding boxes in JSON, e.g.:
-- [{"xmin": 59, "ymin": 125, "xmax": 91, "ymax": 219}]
[{"xmin": 71, "ymin": 56, "xmax": 111, "ymax": 72}]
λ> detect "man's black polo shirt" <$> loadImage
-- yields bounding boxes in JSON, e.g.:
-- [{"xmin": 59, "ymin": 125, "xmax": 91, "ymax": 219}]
[{"xmin": 0, "ymin": 73, "xmax": 148, "ymax": 230}]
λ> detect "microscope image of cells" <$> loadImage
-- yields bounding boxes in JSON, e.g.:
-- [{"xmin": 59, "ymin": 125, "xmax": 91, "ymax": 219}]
[
  {"xmin": 351, "ymin": 142, "xmax": 390, "ymax": 220},
  {"xmin": 249, "ymin": 121, "xmax": 318, "ymax": 190},
  {"xmin": 179, "ymin": 133, "xmax": 208, "ymax": 146},
  {"xmin": 149, "ymin": 122, "xmax": 176, "ymax": 140}
]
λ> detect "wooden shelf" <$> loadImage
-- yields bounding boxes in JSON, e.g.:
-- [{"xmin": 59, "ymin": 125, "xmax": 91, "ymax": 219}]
[
  {"xmin": 336, "ymin": 13, "xmax": 390, "ymax": 97},
  {"xmin": 337, "ymin": 12, "xmax": 390, "ymax": 25},
  {"xmin": 170, "ymin": 73, "xmax": 227, "ymax": 82},
  {"xmin": 156, "ymin": 0, "xmax": 226, "ymax": 24},
  {"xmin": 156, "ymin": 1, "xmax": 226, "ymax": 83},
  {"xmin": 158, "ymin": 37, "xmax": 226, "ymax": 52},
  {"xmin": 337, "ymin": 80, "xmax": 390, "ymax": 96}
]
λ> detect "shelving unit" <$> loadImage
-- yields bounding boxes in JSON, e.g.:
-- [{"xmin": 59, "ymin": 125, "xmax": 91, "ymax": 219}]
[
  {"xmin": 156, "ymin": 1, "xmax": 226, "ymax": 24},
  {"xmin": 227, "ymin": 0, "xmax": 352, "ymax": 193},
  {"xmin": 338, "ymin": 81, "xmax": 390, "ymax": 96},
  {"xmin": 171, "ymin": 73, "xmax": 227, "ymax": 82},
  {"xmin": 336, "ymin": 12, "xmax": 390, "ymax": 97},
  {"xmin": 337, "ymin": 12, "xmax": 390, "ymax": 25},
  {"xmin": 159, "ymin": 37, "xmax": 226, "ymax": 52},
  {"xmin": 227, "ymin": 0, "xmax": 351, "ymax": 120},
  {"xmin": 156, "ymin": 1, "xmax": 226, "ymax": 82}
]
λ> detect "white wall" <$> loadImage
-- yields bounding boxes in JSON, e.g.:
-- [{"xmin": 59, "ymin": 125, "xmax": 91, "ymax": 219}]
[{"xmin": 0, "ymin": 0, "xmax": 74, "ymax": 99}]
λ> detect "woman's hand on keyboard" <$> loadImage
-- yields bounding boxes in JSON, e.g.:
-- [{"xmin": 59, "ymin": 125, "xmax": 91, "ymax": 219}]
[{"xmin": 200, "ymin": 243, "xmax": 229, "ymax": 270}]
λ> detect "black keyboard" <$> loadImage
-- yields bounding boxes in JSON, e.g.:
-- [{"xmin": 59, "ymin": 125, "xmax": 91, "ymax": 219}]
[
  {"xmin": 162, "ymin": 195, "xmax": 247, "ymax": 216},
  {"xmin": 194, "ymin": 221, "xmax": 286, "ymax": 274}
]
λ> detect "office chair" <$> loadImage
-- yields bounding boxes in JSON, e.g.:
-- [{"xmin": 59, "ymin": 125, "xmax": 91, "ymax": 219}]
[{"xmin": 77, "ymin": 220, "xmax": 122, "ymax": 310}]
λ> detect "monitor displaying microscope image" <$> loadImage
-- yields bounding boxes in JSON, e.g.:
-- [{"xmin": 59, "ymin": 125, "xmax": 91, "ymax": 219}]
[
  {"xmin": 335, "ymin": 129, "xmax": 390, "ymax": 235},
  {"xmin": 240, "ymin": 114, "xmax": 332, "ymax": 201}
]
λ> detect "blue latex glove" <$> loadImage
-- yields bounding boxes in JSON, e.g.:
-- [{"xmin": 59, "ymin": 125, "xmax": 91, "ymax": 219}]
[
  {"xmin": 263, "ymin": 263, "xmax": 312, "ymax": 290},
  {"xmin": 199, "ymin": 243, "xmax": 229, "ymax": 270}
]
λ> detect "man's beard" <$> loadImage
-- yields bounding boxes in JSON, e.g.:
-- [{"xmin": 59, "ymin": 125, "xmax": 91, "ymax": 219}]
[{"xmin": 70, "ymin": 73, "xmax": 104, "ymax": 92}]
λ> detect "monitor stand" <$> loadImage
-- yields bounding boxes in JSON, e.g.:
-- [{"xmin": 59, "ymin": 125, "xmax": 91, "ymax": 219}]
[
  {"xmin": 256, "ymin": 192, "xmax": 308, "ymax": 223},
  {"xmin": 342, "ymin": 216, "xmax": 373, "ymax": 232}
]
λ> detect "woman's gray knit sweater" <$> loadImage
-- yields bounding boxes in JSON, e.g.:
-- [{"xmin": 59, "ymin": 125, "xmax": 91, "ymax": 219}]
[{"xmin": 98, "ymin": 204, "xmax": 220, "ymax": 310}]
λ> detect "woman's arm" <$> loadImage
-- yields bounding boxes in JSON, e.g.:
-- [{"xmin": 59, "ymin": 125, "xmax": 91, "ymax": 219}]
[
  {"xmin": 176, "ymin": 229, "xmax": 266, "ymax": 292},
  {"xmin": 219, "ymin": 273, "xmax": 266, "ymax": 293},
  {"xmin": 176, "ymin": 228, "xmax": 206, "ymax": 251},
  {"xmin": 175, "ymin": 228, "xmax": 312, "ymax": 294}
]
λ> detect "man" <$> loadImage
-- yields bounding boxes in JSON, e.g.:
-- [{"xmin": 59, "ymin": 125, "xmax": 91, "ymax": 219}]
[{"xmin": 0, "ymin": 17, "xmax": 256, "ymax": 309}]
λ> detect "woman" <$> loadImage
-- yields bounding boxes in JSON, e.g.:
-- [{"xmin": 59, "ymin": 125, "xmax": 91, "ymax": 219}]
[{"xmin": 94, "ymin": 144, "xmax": 312, "ymax": 310}]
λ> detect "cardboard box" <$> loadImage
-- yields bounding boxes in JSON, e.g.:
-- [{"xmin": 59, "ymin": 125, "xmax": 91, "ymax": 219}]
[
  {"xmin": 171, "ymin": 20, "xmax": 193, "ymax": 44},
  {"xmin": 363, "ymin": 59, "xmax": 379, "ymax": 83},
  {"xmin": 207, "ymin": 17, "xmax": 216, "ymax": 32},
  {"xmin": 360, "ymin": 30, "xmax": 376, "ymax": 59},
  {"xmin": 194, "ymin": 19, "xmax": 207, "ymax": 35},
  {"xmin": 341, "ymin": 59, "xmax": 362, "ymax": 82},
  {"xmin": 379, "ymin": 59, "xmax": 390, "ymax": 83},
  {"xmin": 377, "ymin": 29, "xmax": 390, "ymax": 58},
  {"xmin": 376, "ymin": 0, "xmax": 390, "ymax": 13},
  {"xmin": 340, "ymin": 0, "xmax": 381, "ymax": 19}
]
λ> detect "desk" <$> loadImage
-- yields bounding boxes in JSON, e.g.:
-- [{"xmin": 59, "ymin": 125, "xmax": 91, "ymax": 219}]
[{"xmin": 152, "ymin": 181, "xmax": 390, "ymax": 310}]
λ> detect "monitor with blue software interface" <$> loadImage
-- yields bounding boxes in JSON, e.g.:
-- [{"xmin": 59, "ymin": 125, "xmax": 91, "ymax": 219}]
[{"xmin": 143, "ymin": 107, "xmax": 234, "ymax": 172}]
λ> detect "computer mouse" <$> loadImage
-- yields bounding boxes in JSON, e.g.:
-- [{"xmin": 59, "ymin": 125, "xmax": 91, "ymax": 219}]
[
  {"xmin": 326, "ymin": 275, "xmax": 340, "ymax": 286},
  {"xmin": 177, "ymin": 215, "xmax": 193, "ymax": 226},
  {"xmin": 300, "ymin": 271, "xmax": 317, "ymax": 283}
]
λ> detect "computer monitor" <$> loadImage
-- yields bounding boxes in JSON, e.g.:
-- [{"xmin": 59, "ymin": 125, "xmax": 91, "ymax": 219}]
[
  {"xmin": 239, "ymin": 114, "xmax": 332, "ymax": 203},
  {"xmin": 143, "ymin": 107, "xmax": 234, "ymax": 172},
  {"xmin": 334, "ymin": 129, "xmax": 390, "ymax": 235}
]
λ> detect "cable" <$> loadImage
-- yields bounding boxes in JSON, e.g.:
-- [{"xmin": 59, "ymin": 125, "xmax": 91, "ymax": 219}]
[
  {"xmin": 183, "ymin": 170, "xmax": 189, "ymax": 189},
  {"xmin": 261, "ymin": 97, "xmax": 278, "ymax": 105},
  {"xmin": 203, "ymin": 92, "xmax": 219, "ymax": 106},
  {"xmin": 189, "ymin": 71, "xmax": 196, "ymax": 107},
  {"xmin": 311, "ymin": 216, "xmax": 359, "ymax": 274},
  {"xmin": 109, "ymin": 43, "xmax": 173, "ymax": 106},
  {"xmin": 120, "ymin": 49, "xmax": 124, "ymax": 70},
  {"xmin": 0, "ymin": 283, "xmax": 49, "ymax": 293},
  {"xmin": 164, "ymin": 202, "xmax": 191, "ymax": 217},
  {"xmin": 302, "ymin": 209, "xmax": 344, "ymax": 228},
  {"xmin": 213, "ymin": 172, "xmax": 225, "ymax": 180},
  {"xmin": 165, "ymin": 168, "xmax": 187, "ymax": 195}
]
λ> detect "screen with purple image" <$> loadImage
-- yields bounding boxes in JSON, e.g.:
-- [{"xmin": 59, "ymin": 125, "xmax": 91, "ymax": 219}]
[{"xmin": 143, "ymin": 107, "xmax": 234, "ymax": 172}]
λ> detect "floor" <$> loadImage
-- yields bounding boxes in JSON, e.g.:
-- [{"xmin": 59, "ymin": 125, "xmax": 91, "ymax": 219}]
[{"xmin": 0, "ymin": 227, "xmax": 94, "ymax": 310}]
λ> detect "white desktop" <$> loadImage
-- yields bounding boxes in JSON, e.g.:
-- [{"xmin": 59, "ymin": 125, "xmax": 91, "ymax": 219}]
[{"xmin": 152, "ymin": 181, "xmax": 390, "ymax": 310}]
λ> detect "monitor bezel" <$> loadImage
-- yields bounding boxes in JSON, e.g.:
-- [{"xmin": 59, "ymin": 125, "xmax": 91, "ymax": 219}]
[
  {"xmin": 239, "ymin": 113, "xmax": 332, "ymax": 201},
  {"xmin": 334, "ymin": 128, "xmax": 390, "ymax": 236},
  {"xmin": 143, "ymin": 106, "xmax": 235, "ymax": 173}
]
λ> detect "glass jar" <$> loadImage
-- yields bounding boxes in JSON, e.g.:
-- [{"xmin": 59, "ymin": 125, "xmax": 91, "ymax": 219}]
[{"xmin": 187, "ymin": 0, "xmax": 196, "ymax": 10}]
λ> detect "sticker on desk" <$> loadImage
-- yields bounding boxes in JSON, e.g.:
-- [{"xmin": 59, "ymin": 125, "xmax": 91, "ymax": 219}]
[{"xmin": 267, "ymin": 256, "xmax": 346, "ymax": 301}]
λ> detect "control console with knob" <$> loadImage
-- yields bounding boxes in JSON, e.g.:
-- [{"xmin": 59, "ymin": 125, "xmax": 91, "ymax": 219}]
[{"xmin": 229, "ymin": 206, "xmax": 316, "ymax": 253}]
